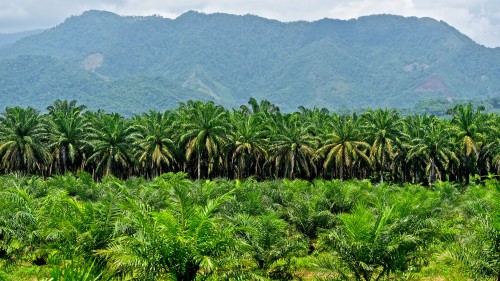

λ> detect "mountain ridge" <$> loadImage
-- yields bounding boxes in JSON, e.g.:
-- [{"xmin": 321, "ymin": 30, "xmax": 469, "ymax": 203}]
[{"xmin": 0, "ymin": 10, "xmax": 498, "ymax": 114}]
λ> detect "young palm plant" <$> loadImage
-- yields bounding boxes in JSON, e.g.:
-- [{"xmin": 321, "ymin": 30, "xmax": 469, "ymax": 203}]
[
  {"xmin": 228, "ymin": 212, "xmax": 307, "ymax": 280},
  {"xmin": 319, "ymin": 185, "xmax": 441, "ymax": 280},
  {"xmin": 96, "ymin": 180, "xmax": 235, "ymax": 280}
]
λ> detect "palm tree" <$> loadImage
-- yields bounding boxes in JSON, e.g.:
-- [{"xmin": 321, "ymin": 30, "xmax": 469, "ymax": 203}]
[
  {"xmin": 475, "ymin": 113, "xmax": 500, "ymax": 177},
  {"xmin": 133, "ymin": 110, "xmax": 176, "ymax": 178},
  {"xmin": 317, "ymin": 114, "xmax": 370, "ymax": 180},
  {"xmin": 406, "ymin": 117, "xmax": 458, "ymax": 184},
  {"xmin": 298, "ymin": 106, "xmax": 331, "ymax": 137},
  {"xmin": 401, "ymin": 114, "xmax": 432, "ymax": 183},
  {"xmin": 319, "ymin": 186, "xmax": 441, "ymax": 280},
  {"xmin": 228, "ymin": 212, "xmax": 307, "ymax": 279},
  {"xmin": 240, "ymin": 98, "xmax": 280, "ymax": 117},
  {"xmin": 97, "ymin": 181, "xmax": 234, "ymax": 280},
  {"xmin": 177, "ymin": 101, "xmax": 231, "ymax": 180},
  {"xmin": 362, "ymin": 109, "xmax": 404, "ymax": 183},
  {"xmin": 86, "ymin": 112, "xmax": 137, "ymax": 179},
  {"xmin": 229, "ymin": 111, "xmax": 267, "ymax": 179},
  {"xmin": 268, "ymin": 113, "xmax": 318, "ymax": 180},
  {"xmin": 0, "ymin": 107, "xmax": 50, "ymax": 174},
  {"xmin": 0, "ymin": 183, "xmax": 39, "ymax": 264},
  {"xmin": 45, "ymin": 99, "xmax": 89, "ymax": 175},
  {"xmin": 448, "ymin": 104, "xmax": 491, "ymax": 186}
]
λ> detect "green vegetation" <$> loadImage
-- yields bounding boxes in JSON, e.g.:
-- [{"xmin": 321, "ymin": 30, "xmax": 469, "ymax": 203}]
[
  {"xmin": 0, "ymin": 11, "xmax": 499, "ymax": 114},
  {"xmin": 0, "ymin": 99, "xmax": 498, "ymax": 184},
  {"xmin": 0, "ymin": 99, "xmax": 499, "ymax": 279},
  {"xmin": 0, "ymin": 173, "xmax": 500, "ymax": 280}
]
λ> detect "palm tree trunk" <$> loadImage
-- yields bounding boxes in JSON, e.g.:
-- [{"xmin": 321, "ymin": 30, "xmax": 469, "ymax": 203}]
[
  {"xmin": 197, "ymin": 151, "xmax": 201, "ymax": 180},
  {"xmin": 239, "ymin": 156, "xmax": 244, "ymax": 180},
  {"xmin": 465, "ymin": 153, "xmax": 471, "ymax": 186},
  {"xmin": 430, "ymin": 157, "xmax": 436, "ymax": 184},
  {"xmin": 340, "ymin": 161, "xmax": 344, "ymax": 181}
]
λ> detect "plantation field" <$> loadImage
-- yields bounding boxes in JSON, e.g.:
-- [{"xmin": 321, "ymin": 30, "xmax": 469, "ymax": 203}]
[{"xmin": 1, "ymin": 173, "xmax": 500, "ymax": 280}]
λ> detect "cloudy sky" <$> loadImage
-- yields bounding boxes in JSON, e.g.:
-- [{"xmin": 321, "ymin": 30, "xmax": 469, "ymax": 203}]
[{"xmin": 0, "ymin": 0, "xmax": 499, "ymax": 47}]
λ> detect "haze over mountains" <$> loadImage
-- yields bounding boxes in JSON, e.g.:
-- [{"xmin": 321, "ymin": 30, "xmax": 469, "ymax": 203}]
[{"xmin": 0, "ymin": 10, "xmax": 498, "ymax": 115}]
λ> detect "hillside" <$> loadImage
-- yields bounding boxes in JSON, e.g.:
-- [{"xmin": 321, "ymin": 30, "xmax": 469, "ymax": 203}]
[
  {"xmin": 0, "ymin": 29, "xmax": 45, "ymax": 47},
  {"xmin": 0, "ymin": 10, "xmax": 498, "ymax": 113}
]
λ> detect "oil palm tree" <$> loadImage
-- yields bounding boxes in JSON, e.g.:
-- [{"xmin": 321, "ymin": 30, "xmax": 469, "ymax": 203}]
[
  {"xmin": 97, "ymin": 181, "xmax": 234, "ymax": 280},
  {"xmin": 320, "ymin": 186, "xmax": 441, "ymax": 280},
  {"xmin": 406, "ymin": 117, "xmax": 458, "ymax": 184},
  {"xmin": 268, "ymin": 113, "xmax": 318, "ymax": 180},
  {"xmin": 177, "ymin": 101, "xmax": 231, "ymax": 180},
  {"xmin": 362, "ymin": 109, "xmax": 404, "ymax": 183},
  {"xmin": 448, "ymin": 104, "xmax": 491, "ymax": 186},
  {"xmin": 133, "ymin": 110, "xmax": 177, "ymax": 178},
  {"xmin": 229, "ymin": 111, "xmax": 268, "ymax": 179},
  {"xmin": 229, "ymin": 213, "xmax": 307, "ymax": 279},
  {"xmin": 317, "ymin": 114, "xmax": 370, "ymax": 180},
  {"xmin": 86, "ymin": 112, "xmax": 137, "ymax": 179},
  {"xmin": 0, "ymin": 107, "xmax": 50, "ymax": 174},
  {"xmin": 45, "ymin": 99, "xmax": 89, "ymax": 175},
  {"xmin": 0, "ymin": 184, "xmax": 39, "ymax": 264}
]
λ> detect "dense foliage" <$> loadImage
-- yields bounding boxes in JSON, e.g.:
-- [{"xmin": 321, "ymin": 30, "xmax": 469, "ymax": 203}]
[
  {"xmin": 0, "ymin": 11, "xmax": 499, "ymax": 114},
  {"xmin": 0, "ymin": 99, "xmax": 498, "ymax": 186},
  {"xmin": 1, "ymin": 173, "xmax": 500, "ymax": 280},
  {"xmin": 0, "ymin": 100, "xmax": 499, "ymax": 280}
]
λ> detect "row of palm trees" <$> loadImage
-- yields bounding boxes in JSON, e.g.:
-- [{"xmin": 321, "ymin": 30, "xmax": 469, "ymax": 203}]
[{"xmin": 0, "ymin": 99, "xmax": 498, "ymax": 184}]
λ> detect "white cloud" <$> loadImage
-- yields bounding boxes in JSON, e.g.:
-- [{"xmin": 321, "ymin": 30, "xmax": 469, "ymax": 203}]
[{"xmin": 0, "ymin": 0, "xmax": 498, "ymax": 47}]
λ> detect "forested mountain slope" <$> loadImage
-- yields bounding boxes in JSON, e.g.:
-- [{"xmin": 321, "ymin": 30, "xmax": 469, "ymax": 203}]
[
  {"xmin": 0, "ymin": 10, "xmax": 498, "ymax": 114},
  {"xmin": 0, "ymin": 29, "xmax": 44, "ymax": 47}
]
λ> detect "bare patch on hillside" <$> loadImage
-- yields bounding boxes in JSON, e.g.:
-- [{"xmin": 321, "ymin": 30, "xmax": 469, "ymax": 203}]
[
  {"xmin": 82, "ymin": 53, "xmax": 103, "ymax": 72},
  {"xmin": 182, "ymin": 73, "xmax": 221, "ymax": 100},
  {"xmin": 403, "ymin": 62, "xmax": 429, "ymax": 72}
]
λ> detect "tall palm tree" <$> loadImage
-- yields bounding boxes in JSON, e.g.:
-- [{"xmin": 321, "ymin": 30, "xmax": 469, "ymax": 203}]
[
  {"xmin": 317, "ymin": 114, "xmax": 370, "ymax": 180},
  {"xmin": 362, "ymin": 109, "xmax": 404, "ymax": 183},
  {"xmin": 401, "ymin": 114, "xmax": 432, "ymax": 183},
  {"xmin": 240, "ymin": 98, "xmax": 280, "ymax": 117},
  {"xmin": 229, "ymin": 111, "xmax": 268, "ymax": 179},
  {"xmin": 475, "ymin": 113, "xmax": 500, "ymax": 177},
  {"xmin": 177, "ymin": 101, "xmax": 231, "ymax": 180},
  {"xmin": 0, "ymin": 107, "xmax": 50, "ymax": 174},
  {"xmin": 86, "ymin": 112, "xmax": 137, "ymax": 179},
  {"xmin": 448, "ymin": 104, "xmax": 491, "ymax": 186},
  {"xmin": 45, "ymin": 99, "xmax": 89, "ymax": 175},
  {"xmin": 406, "ymin": 117, "xmax": 458, "ymax": 184},
  {"xmin": 298, "ymin": 106, "xmax": 331, "ymax": 137},
  {"xmin": 268, "ymin": 113, "xmax": 318, "ymax": 180},
  {"xmin": 133, "ymin": 110, "xmax": 176, "ymax": 178}
]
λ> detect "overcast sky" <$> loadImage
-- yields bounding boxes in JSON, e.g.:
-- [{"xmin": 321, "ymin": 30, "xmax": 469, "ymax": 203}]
[{"xmin": 0, "ymin": 0, "xmax": 499, "ymax": 47}]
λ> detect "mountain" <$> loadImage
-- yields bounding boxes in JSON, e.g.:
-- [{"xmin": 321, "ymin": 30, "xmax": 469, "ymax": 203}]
[{"xmin": 0, "ymin": 10, "xmax": 498, "ymax": 114}]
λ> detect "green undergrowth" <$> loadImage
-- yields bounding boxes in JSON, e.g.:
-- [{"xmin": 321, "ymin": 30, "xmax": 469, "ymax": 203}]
[{"xmin": 1, "ymin": 172, "xmax": 500, "ymax": 280}]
